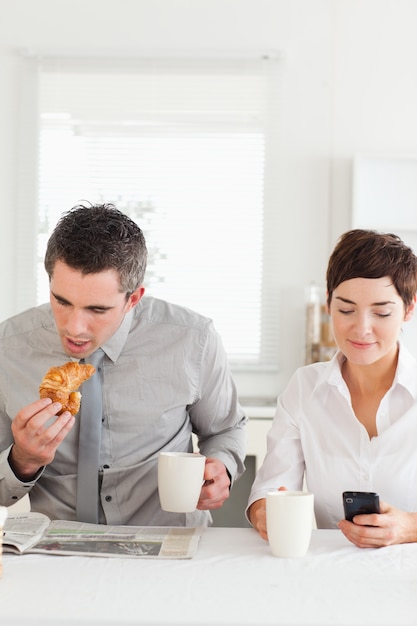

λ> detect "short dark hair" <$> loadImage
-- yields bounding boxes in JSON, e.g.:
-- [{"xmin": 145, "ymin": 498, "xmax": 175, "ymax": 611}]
[
  {"xmin": 44, "ymin": 203, "xmax": 147, "ymax": 293},
  {"xmin": 326, "ymin": 229, "xmax": 417, "ymax": 308}
]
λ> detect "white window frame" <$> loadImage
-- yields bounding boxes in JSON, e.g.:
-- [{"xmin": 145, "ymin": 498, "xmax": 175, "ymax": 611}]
[{"xmin": 15, "ymin": 52, "xmax": 283, "ymax": 402}]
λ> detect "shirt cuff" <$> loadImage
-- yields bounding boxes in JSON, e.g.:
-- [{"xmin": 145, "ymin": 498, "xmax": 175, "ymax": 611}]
[{"xmin": 0, "ymin": 446, "xmax": 43, "ymax": 505}]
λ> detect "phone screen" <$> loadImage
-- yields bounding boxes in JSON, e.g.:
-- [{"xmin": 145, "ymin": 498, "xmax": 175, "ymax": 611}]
[{"xmin": 343, "ymin": 491, "xmax": 380, "ymax": 521}]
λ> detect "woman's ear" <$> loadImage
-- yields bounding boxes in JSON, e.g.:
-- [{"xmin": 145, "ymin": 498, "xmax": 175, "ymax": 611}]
[{"xmin": 404, "ymin": 294, "xmax": 417, "ymax": 322}]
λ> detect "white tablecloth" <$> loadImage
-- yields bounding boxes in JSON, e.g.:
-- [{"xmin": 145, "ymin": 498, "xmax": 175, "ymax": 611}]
[{"xmin": 2, "ymin": 527, "xmax": 417, "ymax": 626}]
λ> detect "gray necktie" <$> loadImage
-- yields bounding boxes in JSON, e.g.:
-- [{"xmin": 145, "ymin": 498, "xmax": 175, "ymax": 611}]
[{"xmin": 76, "ymin": 348, "xmax": 105, "ymax": 523}]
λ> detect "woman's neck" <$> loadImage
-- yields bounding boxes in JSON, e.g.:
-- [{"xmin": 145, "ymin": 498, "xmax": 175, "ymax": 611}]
[
  {"xmin": 342, "ymin": 345, "xmax": 399, "ymax": 395},
  {"xmin": 341, "ymin": 346, "xmax": 399, "ymax": 438}
]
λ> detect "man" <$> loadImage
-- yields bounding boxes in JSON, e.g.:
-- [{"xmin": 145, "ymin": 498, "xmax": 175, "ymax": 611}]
[{"xmin": 0, "ymin": 203, "xmax": 246, "ymax": 526}]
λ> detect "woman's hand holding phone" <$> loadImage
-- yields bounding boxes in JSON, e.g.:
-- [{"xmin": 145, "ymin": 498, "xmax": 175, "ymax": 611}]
[{"xmin": 339, "ymin": 492, "xmax": 417, "ymax": 548}]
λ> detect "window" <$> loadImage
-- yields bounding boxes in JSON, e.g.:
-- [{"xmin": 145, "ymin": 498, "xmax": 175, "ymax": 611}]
[{"xmin": 18, "ymin": 54, "xmax": 281, "ymax": 387}]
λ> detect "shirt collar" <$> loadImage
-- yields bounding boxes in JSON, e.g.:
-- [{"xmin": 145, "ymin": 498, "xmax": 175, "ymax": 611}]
[
  {"xmin": 394, "ymin": 341, "xmax": 417, "ymax": 399},
  {"xmin": 325, "ymin": 342, "xmax": 417, "ymax": 399},
  {"xmin": 323, "ymin": 351, "xmax": 346, "ymax": 388},
  {"xmin": 100, "ymin": 308, "xmax": 135, "ymax": 363}
]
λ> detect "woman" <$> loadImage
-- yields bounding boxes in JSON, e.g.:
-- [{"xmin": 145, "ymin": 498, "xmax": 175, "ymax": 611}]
[{"xmin": 247, "ymin": 229, "xmax": 417, "ymax": 548}]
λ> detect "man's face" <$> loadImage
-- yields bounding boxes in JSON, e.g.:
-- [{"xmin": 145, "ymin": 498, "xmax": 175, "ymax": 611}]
[{"xmin": 49, "ymin": 260, "xmax": 143, "ymax": 359}]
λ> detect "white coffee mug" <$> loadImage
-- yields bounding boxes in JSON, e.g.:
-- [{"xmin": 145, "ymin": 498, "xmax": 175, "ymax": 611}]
[
  {"xmin": 266, "ymin": 490, "xmax": 314, "ymax": 558},
  {"xmin": 158, "ymin": 452, "xmax": 206, "ymax": 513}
]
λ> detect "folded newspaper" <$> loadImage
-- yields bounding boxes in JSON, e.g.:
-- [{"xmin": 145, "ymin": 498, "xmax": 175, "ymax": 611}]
[{"xmin": 3, "ymin": 512, "xmax": 203, "ymax": 559}]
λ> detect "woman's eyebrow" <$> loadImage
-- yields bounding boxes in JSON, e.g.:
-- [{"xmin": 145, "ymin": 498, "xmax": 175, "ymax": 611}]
[
  {"xmin": 335, "ymin": 296, "xmax": 355, "ymax": 304},
  {"xmin": 335, "ymin": 296, "xmax": 396, "ymax": 306}
]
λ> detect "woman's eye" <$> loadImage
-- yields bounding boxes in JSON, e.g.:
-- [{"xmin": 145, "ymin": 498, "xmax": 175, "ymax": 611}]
[
  {"xmin": 338, "ymin": 309, "xmax": 353, "ymax": 315},
  {"xmin": 375, "ymin": 312, "xmax": 391, "ymax": 318}
]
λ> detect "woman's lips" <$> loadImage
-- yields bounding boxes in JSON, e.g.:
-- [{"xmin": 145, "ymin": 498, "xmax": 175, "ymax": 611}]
[{"xmin": 349, "ymin": 340, "xmax": 376, "ymax": 349}]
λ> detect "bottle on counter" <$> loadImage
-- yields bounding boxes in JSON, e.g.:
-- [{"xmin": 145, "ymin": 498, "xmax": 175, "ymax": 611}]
[{"xmin": 305, "ymin": 283, "xmax": 337, "ymax": 364}]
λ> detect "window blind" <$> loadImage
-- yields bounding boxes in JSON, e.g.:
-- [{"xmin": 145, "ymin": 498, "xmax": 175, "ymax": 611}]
[{"xmin": 34, "ymin": 55, "xmax": 280, "ymax": 369}]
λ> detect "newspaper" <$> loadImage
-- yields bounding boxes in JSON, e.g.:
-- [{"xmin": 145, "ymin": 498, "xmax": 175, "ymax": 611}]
[{"xmin": 3, "ymin": 512, "xmax": 203, "ymax": 559}]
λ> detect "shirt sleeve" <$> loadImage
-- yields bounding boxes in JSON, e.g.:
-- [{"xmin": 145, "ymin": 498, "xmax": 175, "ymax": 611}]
[
  {"xmin": 188, "ymin": 321, "xmax": 247, "ymax": 484},
  {"xmin": 0, "ymin": 444, "xmax": 42, "ymax": 506},
  {"xmin": 246, "ymin": 372, "xmax": 306, "ymax": 515}
]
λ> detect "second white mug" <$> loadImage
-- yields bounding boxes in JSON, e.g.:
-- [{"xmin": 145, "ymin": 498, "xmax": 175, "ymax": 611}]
[{"xmin": 266, "ymin": 490, "xmax": 314, "ymax": 558}]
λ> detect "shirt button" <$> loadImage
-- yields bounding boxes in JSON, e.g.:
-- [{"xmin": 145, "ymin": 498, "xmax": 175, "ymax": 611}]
[{"xmin": 105, "ymin": 495, "xmax": 112, "ymax": 502}]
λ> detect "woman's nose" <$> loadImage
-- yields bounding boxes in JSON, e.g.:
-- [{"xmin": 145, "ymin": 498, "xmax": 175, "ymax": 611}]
[{"xmin": 353, "ymin": 313, "xmax": 372, "ymax": 336}]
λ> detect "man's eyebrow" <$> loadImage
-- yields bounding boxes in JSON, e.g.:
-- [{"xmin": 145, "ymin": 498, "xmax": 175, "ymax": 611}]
[
  {"xmin": 51, "ymin": 291, "xmax": 114, "ymax": 310},
  {"xmin": 85, "ymin": 304, "xmax": 114, "ymax": 311},
  {"xmin": 335, "ymin": 296, "xmax": 397, "ymax": 306}
]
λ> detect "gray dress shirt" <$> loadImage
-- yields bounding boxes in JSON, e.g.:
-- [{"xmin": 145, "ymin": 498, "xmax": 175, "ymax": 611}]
[{"xmin": 0, "ymin": 297, "xmax": 247, "ymax": 526}]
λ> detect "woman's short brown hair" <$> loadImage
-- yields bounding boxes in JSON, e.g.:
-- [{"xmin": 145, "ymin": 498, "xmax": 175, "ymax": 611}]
[{"xmin": 326, "ymin": 229, "xmax": 417, "ymax": 308}]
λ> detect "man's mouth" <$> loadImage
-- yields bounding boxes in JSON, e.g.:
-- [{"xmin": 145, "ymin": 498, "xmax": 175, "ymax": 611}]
[{"xmin": 65, "ymin": 337, "xmax": 92, "ymax": 353}]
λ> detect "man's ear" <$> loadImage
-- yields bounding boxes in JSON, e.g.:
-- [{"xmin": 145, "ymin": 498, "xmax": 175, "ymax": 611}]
[
  {"xmin": 404, "ymin": 294, "xmax": 417, "ymax": 322},
  {"xmin": 127, "ymin": 286, "xmax": 145, "ymax": 310}
]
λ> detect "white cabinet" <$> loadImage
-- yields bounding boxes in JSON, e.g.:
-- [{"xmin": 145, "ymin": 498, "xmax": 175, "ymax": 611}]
[
  {"xmin": 353, "ymin": 155, "xmax": 417, "ymax": 231},
  {"xmin": 246, "ymin": 408, "xmax": 274, "ymax": 471},
  {"xmin": 209, "ymin": 407, "xmax": 274, "ymax": 527}
]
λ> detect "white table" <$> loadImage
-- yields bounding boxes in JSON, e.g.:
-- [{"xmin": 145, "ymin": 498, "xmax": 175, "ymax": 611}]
[{"xmin": 2, "ymin": 527, "xmax": 417, "ymax": 626}]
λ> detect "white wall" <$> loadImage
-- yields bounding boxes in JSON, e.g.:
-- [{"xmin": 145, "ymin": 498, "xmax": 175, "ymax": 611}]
[
  {"xmin": 329, "ymin": 0, "xmax": 417, "ymax": 360},
  {"xmin": 0, "ymin": 0, "xmax": 416, "ymax": 399},
  {"xmin": 329, "ymin": 0, "xmax": 417, "ymax": 240}
]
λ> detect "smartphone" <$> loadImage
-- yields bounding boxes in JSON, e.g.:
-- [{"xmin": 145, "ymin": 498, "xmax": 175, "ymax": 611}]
[{"xmin": 343, "ymin": 491, "xmax": 380, "ymax": 521}]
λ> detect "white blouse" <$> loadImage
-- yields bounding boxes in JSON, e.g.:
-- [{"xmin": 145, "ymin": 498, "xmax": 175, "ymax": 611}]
[{"xmin": 248, "ymin": 343, "xmax": 417, "ymax": 528}]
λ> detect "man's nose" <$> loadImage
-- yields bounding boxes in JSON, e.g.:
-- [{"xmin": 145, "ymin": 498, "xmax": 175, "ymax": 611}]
[{"xmin": 65, "ymin": 309, "xmax": 89, "ymax": 336}]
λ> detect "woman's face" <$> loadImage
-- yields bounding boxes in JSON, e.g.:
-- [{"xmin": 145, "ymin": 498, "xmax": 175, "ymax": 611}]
[{"xmin": 329, "ymin": 276, "xmax": 415, "ymax": 366}]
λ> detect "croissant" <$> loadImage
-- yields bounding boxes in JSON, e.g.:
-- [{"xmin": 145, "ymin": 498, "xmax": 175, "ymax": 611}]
[{"xmin": 39, "ymin": 361, "xmax": 96, "ymax": 415}]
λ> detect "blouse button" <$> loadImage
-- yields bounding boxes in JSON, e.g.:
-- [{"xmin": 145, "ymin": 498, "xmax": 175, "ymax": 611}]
[{"xmin": 105, "ymin": 495, "xmax": 112, "ymax": 502}]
